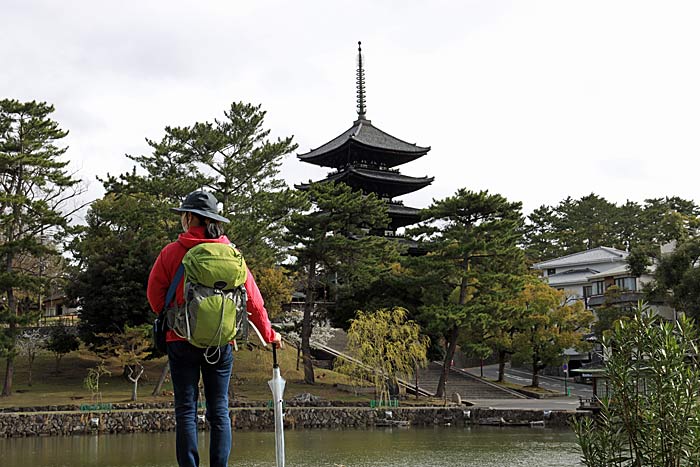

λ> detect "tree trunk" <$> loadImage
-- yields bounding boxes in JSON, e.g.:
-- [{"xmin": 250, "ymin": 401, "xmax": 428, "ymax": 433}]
[
  {"xmin": 435, "ymin": 325, "xmax": 459, "ymax": 398},
  {"xmin": 127, "ymin": 365, "xmax": 144, "ymax": 401},
  {"xmin": 497, "ymin": 350, "xmax": 507, "ymax": 382},
  {"xmin": 531, "ymin": 358, "xmax": 540, "ymax": 388},
  {"xmin": 1, "ymin": 287, "xmax": 17, "ymax": 397},
  {"xmin": 302, "ymin": 302, "xmax": 315, "ymax": 384},
  {"xmin": 302, "ymin": 264, "xmax": 316, "ymax": 385},
  {"xmin": 55, "ymin": 354, "xmax": 62, "ymax": 373},
  {"xmin": 1, "ymin": 356, "xmax": 14, "ymax": 397},
  {"xmin": 414, "ymin": 360, "xmax": 419, "ymax": 400},
  {"xmin": 152, "ymin": 361, "xmax": 170, "ymax": 396},
  {"xmin": 27, "ymin": 355, "xmax": 34, "ymax": 386}
]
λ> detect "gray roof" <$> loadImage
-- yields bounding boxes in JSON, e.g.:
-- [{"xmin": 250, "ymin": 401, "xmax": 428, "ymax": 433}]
[
  {"xmin": 298, "ymin": 118, "xmax": 430, "ymax": 168},
  {"xmin": 387, "ymin": 204, "xmax": 422, "ymax": 217},
  {"xmin": 586, "ymin": 264, "xmax": 631, "ymax": 279},
  {"xmin": 546, "ymin": 268, "xmax": 600, "ymax": 287},
  {"xmin": 533, "ymin": 246, "xmax": 629, "ymax": 269},
  {"xmin": 387, "ymin": 203, "xmax": 422, "ymax": 228},
  {"xmin": 296, "ymin": 167, "xmax": 434, "ymax": 197}
]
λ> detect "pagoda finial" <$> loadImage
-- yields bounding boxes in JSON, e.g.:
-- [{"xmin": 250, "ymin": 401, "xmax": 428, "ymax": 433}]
[{"xmin": 356, "ymin": 41, "xmax": 367, "ymax": 120}]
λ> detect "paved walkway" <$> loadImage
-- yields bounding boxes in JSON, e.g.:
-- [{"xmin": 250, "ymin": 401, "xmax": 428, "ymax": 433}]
[{"xmin": 464, "ymin": 397, "xmax": 582, "ymax": 411}]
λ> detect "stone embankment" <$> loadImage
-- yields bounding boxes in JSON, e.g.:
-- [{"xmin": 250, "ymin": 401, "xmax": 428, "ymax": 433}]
[{"xmin": 0, "ymin": 403, "xmax": 587, "ymax": 438}]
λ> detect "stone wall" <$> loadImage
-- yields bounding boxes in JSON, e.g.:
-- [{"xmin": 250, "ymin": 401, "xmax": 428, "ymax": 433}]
[
  {"xmin": 467, "ymin": 408, "xmax": 584, "ymax": 427},
  {"xmin": 0, "ymin": 406, "xmax": 586, "ymax": 438}
]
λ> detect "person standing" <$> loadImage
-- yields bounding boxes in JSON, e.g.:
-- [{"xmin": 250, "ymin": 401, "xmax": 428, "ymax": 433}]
[{"xmin": 147, "ymin": 190, "xmax": 282, "ymax": 467}]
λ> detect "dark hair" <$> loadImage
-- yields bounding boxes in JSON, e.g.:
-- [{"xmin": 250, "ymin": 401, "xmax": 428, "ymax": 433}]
[{"xmin": 193, "ymin": 213, "xmax": 225, "ymax": 239}]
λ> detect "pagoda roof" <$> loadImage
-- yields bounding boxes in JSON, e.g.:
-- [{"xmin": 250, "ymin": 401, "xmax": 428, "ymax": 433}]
[
  {"xmin": 295, "ymin": 167, "xmax": 434, "ymax": 198},
  {"xmin": 298, "ymin": 118, "xmax": 430, "ymax": 168},
  {"xmin": 387, "ymin": 203, "xmax": 422, "ymax": 228}
]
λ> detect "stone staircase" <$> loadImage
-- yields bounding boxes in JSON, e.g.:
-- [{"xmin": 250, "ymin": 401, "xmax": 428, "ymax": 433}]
[
  {"xmin": 314, "ymin": 328, "xmax": 524, "ymax": 400},
  {"xmin": 416, "ymin": 362, "xmax": 525, "ymax": 400}
]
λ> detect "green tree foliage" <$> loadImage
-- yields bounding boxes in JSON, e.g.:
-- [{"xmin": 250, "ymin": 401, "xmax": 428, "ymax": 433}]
[
  {"xmin": 69, "ymin": 193, "xmax": 169, "ymax": 348},
  {"xmin": 573, "ymin": 303, "xmax": 700, "ymax": 466},
  {"xmin": 284, "ymin": 182, "xmax": 399, "ymax": 384},
  {"xmin": 512, "ymin": 279, "xmax": 593, "ymax": 388},
  {"xmin": 254, "ymin": 266, "xmax": 294, "ymax": 319},
  {"xmin": 523, "ymin": 194, "xmax": 619, "ymax": 261},
  {"xmin": 409, "ymin": 188, "xmax": 526, "ymax": 397},
  {"xmin": 73, "ymin": 102, "xmax": 301, "ymax": 349},
  {"xmin": 0, "ymin": 99, "xmax": 83, "ymax": 395},
  {"xmin": 523, "ymin": 194, "xmax": 700, "ymax": 262},
  {"xmin": 648, "ymin": 237, "xmax": 700, "ymax": 321},
  {"xmin": 335, "ymin": 307, "xmax": 429, "ymax": 404},
  {"xmin": 102, "ymin": 101, "xmax": 303, "ymax": 269},
  {"xmin": 464, "ymin": 272, "xmax": 534, "ymax": 383},
  {"xmin": 45, "ymin": 324, "xmax": 80, "ymax": 373}
]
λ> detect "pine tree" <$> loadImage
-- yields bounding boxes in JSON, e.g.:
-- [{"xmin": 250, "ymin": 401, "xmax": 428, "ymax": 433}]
[
  {"xmin": 103, "ymin": 101, "xmax": 304, "ymax": 269},
  {"xmin": 0, "ymin": 99, "xmax": 83, "ymax": 396},
  {"xmin": 285, "ymin": 182, "xmax": 399, "ymax": 384},
  {"xmin": 68, "ymin": 193, "xmax": 169, "ymax": 348},
  {"xmin": 410, "ymin": 188, "xmax": 526, "ymax": 398}
]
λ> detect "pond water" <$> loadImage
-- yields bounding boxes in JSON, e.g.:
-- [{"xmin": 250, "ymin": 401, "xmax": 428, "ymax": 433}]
[{"xmin": 0, "ymin": 426, "xmax": 582, "ymax": 466}]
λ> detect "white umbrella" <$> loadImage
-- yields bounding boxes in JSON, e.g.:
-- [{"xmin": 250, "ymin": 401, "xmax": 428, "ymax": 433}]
[{"xmin": 268, "ymin": 345, "xmax": 286, "ymax": 467}]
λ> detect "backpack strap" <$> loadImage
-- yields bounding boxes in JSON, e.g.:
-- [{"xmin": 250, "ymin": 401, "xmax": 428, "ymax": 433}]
[{"xmin": 164, "ymin": 264, "xmax": 185, "ymax": 311}]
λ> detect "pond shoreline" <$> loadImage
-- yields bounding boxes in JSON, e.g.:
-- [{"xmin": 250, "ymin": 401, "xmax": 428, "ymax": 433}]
[{"xmin": 0, "ymin": 404, "xmax": 587, "ymax": 437}]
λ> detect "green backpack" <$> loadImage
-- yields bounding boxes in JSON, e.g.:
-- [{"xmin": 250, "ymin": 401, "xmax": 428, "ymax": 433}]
[{"xmin": 168, "ymin": 243, "xmax": 248, "ymax": 361}]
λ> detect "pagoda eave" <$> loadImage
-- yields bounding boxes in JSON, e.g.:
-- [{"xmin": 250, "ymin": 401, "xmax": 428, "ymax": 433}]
[
  {"xmin": 299, "ymin": 168, "xmax": 433, "ymax": 197},
  {"xmin": 298, "ymin": 140, "xmax": 429, "ymax": 169},
  {"xmin": 388, "ymin": 204, "xmax": 423, "ymax": 228},
  {"xmin": 297, "ymin": 118, "xmax": 430, "ymax": 168}
]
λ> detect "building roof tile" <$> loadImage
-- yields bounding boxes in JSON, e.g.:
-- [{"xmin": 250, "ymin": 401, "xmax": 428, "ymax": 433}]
[
  {"xmin": 298, "ymin": 119, "xmax": 430, "ymax": 168},
  {"xmin": 533, "ymin": 246, "xmax": 628, "ymax": 269}
]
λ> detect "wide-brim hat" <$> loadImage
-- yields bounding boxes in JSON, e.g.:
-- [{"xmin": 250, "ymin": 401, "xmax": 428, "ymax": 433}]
[{"xmin": 171, "ymin": 190, "xmax": 230, "ymax": 223}]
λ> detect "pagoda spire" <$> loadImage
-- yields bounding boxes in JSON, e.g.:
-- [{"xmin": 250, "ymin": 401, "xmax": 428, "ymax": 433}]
[{"xmin": 356, "ymin": 41, "xmax": 367, "ymax": 120}]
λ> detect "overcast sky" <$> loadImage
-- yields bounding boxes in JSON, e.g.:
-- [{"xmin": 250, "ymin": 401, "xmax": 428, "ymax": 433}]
[{"xmin": 3, "ymin": 1, "xmax": 700, "ymax": 218}]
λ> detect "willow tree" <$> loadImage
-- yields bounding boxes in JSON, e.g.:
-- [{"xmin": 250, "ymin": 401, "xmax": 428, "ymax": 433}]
[
  {"xmin": 0, "ymin": 99, "xmax": 83, "ymax": 396},
  {"xmin": 335, "ymin": 307, "xmax": 429, "ymax": 404}
]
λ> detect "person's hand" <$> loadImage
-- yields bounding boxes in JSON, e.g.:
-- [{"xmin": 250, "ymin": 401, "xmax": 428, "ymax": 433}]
[{"xmin": 272, "ymin": 331, "xmax": 283, "ymax": 349}]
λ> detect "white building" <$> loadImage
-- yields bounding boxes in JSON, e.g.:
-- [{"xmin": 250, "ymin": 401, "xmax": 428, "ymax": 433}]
[
  {"xmin": 532, "ymin": 246, "xmax": 673, "ymax": 320},
  {"xmin": 533, "ymin": 247, "xmax": 630, "ymax": 300}
]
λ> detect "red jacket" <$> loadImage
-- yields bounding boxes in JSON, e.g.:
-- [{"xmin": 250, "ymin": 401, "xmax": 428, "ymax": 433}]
[{"xmin": 147, "ymin": 226, "xmax": 276, "ymax": 343}]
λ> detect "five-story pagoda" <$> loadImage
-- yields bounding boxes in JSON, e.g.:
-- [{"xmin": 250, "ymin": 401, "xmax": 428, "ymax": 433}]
[{"xmin": 296, "ymin": 42, "xmax": 433, "ymax": 236}]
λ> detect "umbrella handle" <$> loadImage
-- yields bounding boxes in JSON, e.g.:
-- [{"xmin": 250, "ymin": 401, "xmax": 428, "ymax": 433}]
[{"xmin": 272, "ymin": 344, "xmax": 279, "ymax": 368}]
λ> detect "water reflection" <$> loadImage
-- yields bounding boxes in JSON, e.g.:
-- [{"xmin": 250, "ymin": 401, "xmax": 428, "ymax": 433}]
[{"xmin": 1, "ymin": 426, "xmax": 582, "ymax": 466}]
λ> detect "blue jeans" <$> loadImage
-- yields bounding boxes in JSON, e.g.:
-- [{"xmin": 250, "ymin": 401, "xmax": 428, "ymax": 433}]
[{"xmin": 168, "ymin": 341, "xmax": 233, "ymax": 467}]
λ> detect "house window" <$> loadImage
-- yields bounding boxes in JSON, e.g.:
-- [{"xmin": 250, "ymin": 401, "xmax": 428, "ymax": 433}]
[
  {"xmin": 583, "ymin": 286, "xmax": 592, "ymax": 298},
  {"xmin": 615, "ymin": 277, "xmax": 637, "ymax": 291},
  {"xmin": 593, "ymin": 281, "xmax": 605, "ymax": 295},
  {"xmin": 547, "ymin": 268, "xmax": 556, "ymax": 276}
]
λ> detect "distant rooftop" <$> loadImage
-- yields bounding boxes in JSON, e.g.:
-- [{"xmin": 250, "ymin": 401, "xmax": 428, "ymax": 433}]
[{"xmin": 533, "ymin": 246, "xmax": 629, "ymax": 269}]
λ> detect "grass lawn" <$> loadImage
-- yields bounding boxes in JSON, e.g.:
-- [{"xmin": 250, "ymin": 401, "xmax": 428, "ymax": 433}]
[{"xmin": 0, "ymin": 344, "xmax": 377, "ymax": 409}]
